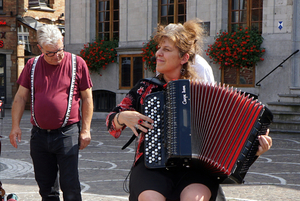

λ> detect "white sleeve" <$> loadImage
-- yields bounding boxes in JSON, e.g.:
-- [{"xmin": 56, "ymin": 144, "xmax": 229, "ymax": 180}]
[{"xmin": 192, "ymin": 54, "xmax": 215, "ymax": 84}]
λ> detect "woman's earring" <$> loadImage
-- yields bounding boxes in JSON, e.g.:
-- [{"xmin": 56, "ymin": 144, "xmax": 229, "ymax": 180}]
[{"xmin": 181, "ymin": 68, "xmax": 186, "ymax": 75}]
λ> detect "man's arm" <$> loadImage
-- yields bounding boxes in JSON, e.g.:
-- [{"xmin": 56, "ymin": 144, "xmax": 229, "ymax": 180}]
[
  {"xmin": 79, "ymin": 87, "xmax": 93, "ymax": 150},
  {"xmin": 9, "ymin": 86, "xmax": 30, "ymax": 148}
]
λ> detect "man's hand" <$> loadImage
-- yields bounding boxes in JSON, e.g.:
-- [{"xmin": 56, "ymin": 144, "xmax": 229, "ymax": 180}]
[
  {"xmin": 9, "ymin": 127, "xmax": 22, "ymax": 148},
  {"xmin": 9, "ymin": 85, "xmax": 29, "ymax": 149},
  {"xmin": 79, "ymin": 88, "xmax": 93, "ymax": 150},
  {"xmin": 79, "ymin": 130, "xmax": 91, "ymax": 150}
]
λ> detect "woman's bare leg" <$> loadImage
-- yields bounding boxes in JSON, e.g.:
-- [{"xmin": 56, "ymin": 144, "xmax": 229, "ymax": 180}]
[
  {"xmin": 180, "ymin": 183, "xmax": 211, "ymax": 201},
  {"xmin": 138, "ymin": 190, "xmax": 166, "ymax": 201}
]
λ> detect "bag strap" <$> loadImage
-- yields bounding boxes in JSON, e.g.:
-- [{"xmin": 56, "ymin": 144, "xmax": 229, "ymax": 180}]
[{"xmin": 30, "ymin": 54, "xmax": 77, "ymax": 128}]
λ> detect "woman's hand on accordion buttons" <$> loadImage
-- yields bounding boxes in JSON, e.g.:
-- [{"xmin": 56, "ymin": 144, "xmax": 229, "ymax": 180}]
[
  {"xmin": 119, "ymin": 111, "xmax": 154, "ymax": 136},
  {"xmin": 256, "ymin": 129, "xmax": 272, "ymax": 156}
]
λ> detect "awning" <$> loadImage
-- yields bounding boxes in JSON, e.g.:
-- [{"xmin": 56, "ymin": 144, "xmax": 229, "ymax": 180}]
[
  {"xmin": 17, "ymin": 16, "xmax": 65, "ymax": 34},
  {"xmin": 17, "ymin": 16, "xmax": 44, "ymax": 30}
]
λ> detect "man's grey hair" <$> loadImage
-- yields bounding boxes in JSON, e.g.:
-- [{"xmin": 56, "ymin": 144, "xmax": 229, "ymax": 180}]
[{"xmin": 37, "ymin": 24, "xmax": 63, "ymax": 47}]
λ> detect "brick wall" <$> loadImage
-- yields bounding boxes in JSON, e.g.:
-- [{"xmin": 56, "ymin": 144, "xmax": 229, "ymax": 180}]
[
  {"xmin": 3, "ymin": 0, "xmax": 17, "ymax": 15},
  {"xmin": 0, "ymin": 0, "xmax": 18, "ymax": 101},
  {"xmin": 22, "ymin": 0, "xmax": 65, "ymax": 25}
]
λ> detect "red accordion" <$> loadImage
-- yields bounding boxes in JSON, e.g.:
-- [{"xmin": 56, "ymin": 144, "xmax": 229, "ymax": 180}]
[{"xmin": 142, "ymin": 79, "xmax": 273, "ymax": 183}]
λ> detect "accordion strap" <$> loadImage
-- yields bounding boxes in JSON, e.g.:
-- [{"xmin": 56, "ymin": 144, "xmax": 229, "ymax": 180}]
[
  {"xmin": 142, "ymin": 77, "xmax": 165, "ymax": 87},
  {"xmin": 122, "ymin": 134, "xmax": 136, "ymax": 150}
]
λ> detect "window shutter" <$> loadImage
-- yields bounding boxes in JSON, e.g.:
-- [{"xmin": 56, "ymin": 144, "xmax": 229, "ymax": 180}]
[{"xmin": 29, "ymin": 0, "xmax": 40, "ymax": 7}]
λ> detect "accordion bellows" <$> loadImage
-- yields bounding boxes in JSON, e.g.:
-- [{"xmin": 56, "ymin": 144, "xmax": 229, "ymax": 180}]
[{"xmin": 142, "ymin": 79, "xmax": 273, "ymax": 183}]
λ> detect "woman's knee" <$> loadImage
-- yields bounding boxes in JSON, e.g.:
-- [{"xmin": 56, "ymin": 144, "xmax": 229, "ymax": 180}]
[
  {"xmin": 180, "ymin": 183, "xmax": 211, "ymax": 201},
  {"xmin": 138, "ymin": 190, "xmax": 165, "ymax": 201}
]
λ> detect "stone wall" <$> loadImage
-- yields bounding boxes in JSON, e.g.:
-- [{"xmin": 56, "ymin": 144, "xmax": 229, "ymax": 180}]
[{"xmin": 64, "ymin": 0, "xmax": 95, "ymax": 54}]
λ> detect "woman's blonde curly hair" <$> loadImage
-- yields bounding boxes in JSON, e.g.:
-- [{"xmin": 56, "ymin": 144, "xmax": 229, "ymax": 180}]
[{"xmin": 154, "ymin": 19, "xmax": 204, "ymax": 80}]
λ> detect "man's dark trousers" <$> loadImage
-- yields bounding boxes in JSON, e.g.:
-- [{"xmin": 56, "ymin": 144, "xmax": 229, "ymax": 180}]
[{"xmin": 30, "ymin": 123, "xmax": 82, "ymax": 201}]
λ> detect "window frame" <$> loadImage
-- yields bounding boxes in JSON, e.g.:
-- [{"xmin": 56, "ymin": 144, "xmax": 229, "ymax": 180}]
[
  {"xmin": 228, "ymin": 0, "xmax": 263, "ymax": 33},
  {"xmin": 119, "ymin": 54, "xmax": 144, "ymax": 90},
  {"xmin": 221, "ymin": 66, "xmax": 255, "ymax": 87},
  {"xmin": 28, "ymin": 0, "xmax": 52, "ymax": 9},
  {"xmin": 28, "ymin": 0, "xmax": 47, "ymax": 7},
  {"xmin": 18, "ymin": 25, "xmax": 32, "ymax": 54},
  {"xmin": 96, "ymin": 0, "xmax": 119, "ymax": 41},
  {"xmin": 158, "ymin": 0, "xmax": 186, "ymax": 25}
]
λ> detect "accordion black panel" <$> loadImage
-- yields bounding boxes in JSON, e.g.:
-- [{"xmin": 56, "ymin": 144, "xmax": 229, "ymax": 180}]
[{"xmin": 142, "ymin": 79, "xmax": 273, "ymax": 184}]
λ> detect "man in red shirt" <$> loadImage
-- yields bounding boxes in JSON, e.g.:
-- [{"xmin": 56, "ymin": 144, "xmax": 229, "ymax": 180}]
[{"xmin": 9, "ymin": 25, "xmax": 93, "ymax": 201}]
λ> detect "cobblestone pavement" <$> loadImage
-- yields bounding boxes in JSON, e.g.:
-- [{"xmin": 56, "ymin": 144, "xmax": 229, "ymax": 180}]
[{"xmin": 0, "ymin": 110, "xmax": 300, "ymax": 201}]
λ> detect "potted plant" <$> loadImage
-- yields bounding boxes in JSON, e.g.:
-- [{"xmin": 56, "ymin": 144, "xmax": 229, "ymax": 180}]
[
  {"xmin": 80, "ymin": 40, "xmax": 118, "ymax": 75},
  {"xmin": 206, "ymin": 27, "xmax": 265, "ymax": 70},
  {"xmin": 141, "ymin": 37, "xmax": 158, "ymax": 73}
]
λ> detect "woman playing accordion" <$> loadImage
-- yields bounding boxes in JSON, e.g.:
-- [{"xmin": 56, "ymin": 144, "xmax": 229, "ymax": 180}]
[{"xmin": 106, "ymin": 19, "xmax": 272, "ymax": 201}]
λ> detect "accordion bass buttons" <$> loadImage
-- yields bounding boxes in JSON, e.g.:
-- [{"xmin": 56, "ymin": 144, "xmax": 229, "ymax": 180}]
[{"xmin": 143, "ymin": 94, "xmax": 165, "ymax": 167}]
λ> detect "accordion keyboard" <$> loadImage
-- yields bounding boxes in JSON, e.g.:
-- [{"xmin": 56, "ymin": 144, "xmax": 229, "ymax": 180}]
[{"xmin": 143, "ymin": 93, "xmax": 166, "ymax": 168}]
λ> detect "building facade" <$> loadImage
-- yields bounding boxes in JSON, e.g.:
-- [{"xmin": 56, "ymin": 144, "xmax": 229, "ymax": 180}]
[
  {"xmin": 0, "ymin": 0, "xmax": 65, "ymax": 107},
  {"xmin": 65, "ymin": 0, "xmax": 300, "ymax": 115}
]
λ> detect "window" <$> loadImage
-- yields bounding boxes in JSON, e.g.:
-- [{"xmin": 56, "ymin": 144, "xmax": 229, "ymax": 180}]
[
  {"xmin": 0, "ymin": 0, "xmax": 3, "ymax": 11},
  {"xmin": 119, "ymin": 55, "xmax": 144, "ymax": 89},
  {"xmin": 93, "ymin": 90, "xmax": 116, "ymax": 112},
  {"xmin": 96, "ymin": 0, "xmax": 119, "ymax": 40},
  {"xmin": 229, "ymin": 0, "xmax": 263, "ymax": 33},
  {"xmin": 18, "ymin": 25, "xmax": 32, "ymax": 55},
  {"xmin": 222, "ymin": 66, "xmax": 255, "ymax": 87},
  {"xmin": 225, "ymin": 0, "xmax": 262, "ymax": 87},
  {"xmin": 158, "ymin": 0, "xmax": 186, "ymax": 25},
  {"xmin": 28, "ymin": 0, "xmax": 49, "ymax": 7},
  {"xmin": 201, "ymin": 22, "xmax": 210, "ymax": 36}
]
